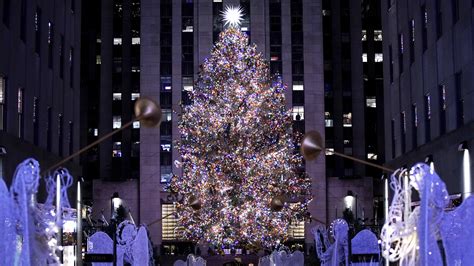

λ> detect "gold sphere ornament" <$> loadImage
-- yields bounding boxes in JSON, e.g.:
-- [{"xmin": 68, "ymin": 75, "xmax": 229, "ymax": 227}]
[
  {"xmin": 270, "ymin": 195, "xmax": 285, "ymax": 211},
  {"xmin": 189, "ymin": 195, "xmax": 202, "ymax": 210},
  {"xmin": 301, "ymin": 130, "xmax": 324, "ymax": 161},
  {"xmin": 134, "ymin": 97, "xmax": 162, "ymax": 128}
]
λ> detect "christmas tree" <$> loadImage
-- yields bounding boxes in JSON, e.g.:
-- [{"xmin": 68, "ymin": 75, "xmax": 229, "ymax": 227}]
[{"xmin": 172, "ymin": 6, "xmax": 311, "ymax": 249}]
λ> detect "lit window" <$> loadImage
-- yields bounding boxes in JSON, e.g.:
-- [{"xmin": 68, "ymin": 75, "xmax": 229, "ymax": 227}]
[
  {"xmin": 113, "ymin": 116, "xmax": 122, "ymax": 129},
  {"xmin": 112, "ymin": 142, "xmax": 122, "ymax": 157},
  {"xmin": 292, "ymin": 106, "xmax": 304, "ymax": 121},
  {"xmin": 161, "ymin": 166, "xmax": 173, "ymax": 183},
  {"xmin": 374, "ymin": 30, "xmax": 382, "ymax": 41},
  {"xmin": 162, "ymin": 204, "xmax": 181, "ymax": 240},
  {"xmin": 162, "ymin": 109, "xmax": 172, "ymax": 121},
  {"xmin": 48, "ymin": 22, "xmax": 53, "ymax": 44},
  {"xmin": 362, "ymin": 30, "xmax": 367, "ymax": 41},
  {"xmin": 293, "ymin": 81, "xmax": 304, "ymax": 91},
  {"xmin": 325, "ymin": 112, "xmax": 333, "ymax": 127},
  {"xmin": 287, "ymin": 203, "xmax": 305, "ymax": 239},
  {"xmin": 326, "ymin": 148, "xmax": 334, "ymax": 155},
  {"xmin": 425, "ymin": 94, "xmax": 431, "ymax": 120},
  {"xmin": 375, "ymin": 53, "xmax": 383, "ymax": 62},
  {"xmin": 17, "ymin": 88, "xmax": 24, "ymax": 113},
  {"xmin": 131, "ymin": 93, "xmax": 140, "ymax": 100},
  {"xmin": 93, "ymin": 128, "xmax": 98, "ymax": 136},
  {"xmin": 96, "ymin": 38, "xmax": 102, "ymax": 43},
  {"xmin": 0, "ymin": 76, "xmax": 5, "ymax": 104},
  {"xmin": 183, "ymin": 77, "xmax": 193, "ymax": 91},
  {"xmin": 113, "ymin": 38, "xmax": 122, "ymax": 45},
  {"xmin": 213, "ymin": 0, "xmax": 222, "ymax": 2},
  {"xmin": 270, "ymin": 56, "xmax": 279, "ymax": 61},
  {"xmin": 362, "ymin": 53, "xmax": 367, "ymax": 62},
  {"xmin": 182, "ymin": 19, "xmax": 193, "ymax": 32},
  {"xmin": 113, "ymin": 93, "xmax": 122, "ymax": 101},
  {"xmin": 133, "ymin": 121, "xmax": 140, "ymax": 129},
  {"xmin": 161, "ymin": 143, "xmax": 171, "ymax": 152},
  {"xmin": 367, "ymin": 153, "xmax": 378, "ymax": 160},
  {"xmin": 96, "ymin": 55, "xmax": 101, "ymax": 65},
  {"xmin": 366, "ymin": 97, "xmax": 376, "ymax": 108},
  {"xmin": 131, "ymin": 66, "xmax": 140, "ymax": 72},
  {"xmin": 0, "ymin": 76, "xmax": 5, "ymax": 131},
  {"xmin": 132, "ymin": 37, "xmax": 140, "ymax": 45},
  {"xmin": 343, "ymin": 113, "xmax": 352, "ymax": 127}
]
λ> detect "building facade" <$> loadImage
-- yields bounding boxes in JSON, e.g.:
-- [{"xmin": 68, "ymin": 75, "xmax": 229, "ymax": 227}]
[
  {"xmin": 322, "ymin": 0, "xmax": 384, "ymax": 225},
  {"xmin": 0, "ymin": 0, "xmax": 82, "ymax": 186},
  {"xmin": 382, "ymin": 0, "xmax": 474, "ymax": 195}
]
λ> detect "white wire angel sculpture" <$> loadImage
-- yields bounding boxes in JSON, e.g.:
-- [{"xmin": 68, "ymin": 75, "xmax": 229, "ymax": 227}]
[
  {"xmin": 312, "ymin": 218, "xmax": 349, "ymax": 266},
  {"xmin": 381, "ymin": 163, "xmax": 474, "ymax": 266}
]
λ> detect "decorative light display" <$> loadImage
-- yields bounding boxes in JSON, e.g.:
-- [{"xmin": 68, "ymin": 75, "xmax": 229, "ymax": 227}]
[
  {"xmin": 172, "ymin": 22, "xmax": 312, "ymax": 249},
  {"xmin": 221, "ymin": 5, "xmax": 244, "ymax": 28}
]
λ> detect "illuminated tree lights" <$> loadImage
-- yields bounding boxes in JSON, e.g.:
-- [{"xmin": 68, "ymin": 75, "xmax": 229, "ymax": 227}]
[{"xmin": 172, "ymin": 26, "xmax": 312, "ymax": 249}]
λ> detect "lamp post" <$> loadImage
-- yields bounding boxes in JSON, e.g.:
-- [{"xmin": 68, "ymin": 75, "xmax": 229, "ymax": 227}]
[
  {"xmin": 344, "ymin": 190, "xmax": 357, "ymax": 222},
  {"xmin": 111, "ymin": 192, "xmax": 122, "ymax": 266},
  {"xmin": 76, "ymin": 180, "xmax": 83, "ymax": 266},
  {"xmin": 459, "ymin": 141, "xmax": 471, "ymax": 200}
]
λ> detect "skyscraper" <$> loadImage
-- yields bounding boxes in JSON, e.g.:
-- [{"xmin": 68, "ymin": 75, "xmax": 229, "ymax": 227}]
[
  {"xmin": 0, "ymin": 0, "xmax": 82, "ymax": 183},
  {"xmin": 322, "ymin": 0, "xmax": 384, "ymax": 225},
  {"xmin": 382, "ymin": 0, "xmax": 474, "ymax": 195}
]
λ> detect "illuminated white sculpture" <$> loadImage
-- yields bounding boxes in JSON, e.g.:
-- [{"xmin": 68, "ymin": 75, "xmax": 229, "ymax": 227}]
[
  {"xmin": 0, "ymin": 159, "xmax": 73, "ymax": 265},
  {"xmin": 312, "ymin": 219, "xmax": 349, "ymax": 266},
  {"xmin": 88, "ymin": 220, "xmax": 154, "ymax": 266},
  {"xmin": 381, "ymin": 163, "xmax": 474, "ymax": 265}
]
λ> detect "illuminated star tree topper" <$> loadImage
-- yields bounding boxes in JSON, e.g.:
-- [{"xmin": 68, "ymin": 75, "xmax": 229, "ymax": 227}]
[{"xmin": 221, "ymin": 5, "xmax": 244, "ymax": 28}]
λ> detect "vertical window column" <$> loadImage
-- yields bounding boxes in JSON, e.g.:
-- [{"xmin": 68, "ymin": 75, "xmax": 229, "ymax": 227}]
[
  {"xmin": 160, "ymin": 0, "xmax": 173, "ymax": 183},
  {"xmin": 33, "ymin": 97, "xmax": 39, "ymax": 145},
  {"xmin": 48, "ymin": 22, "xmax": 54, "ymax": 68},
  {"xmin": 58, "ymin": 114, "xmax": 63, "ymax": 156},
  {"xmin": 291, "ymin": 0, "xmax": 304, "ymax": 134},
  {"xmin": 455, "ymin": 72, "xmax": 464, "ymax": 127},
  {"xmin": 439, "ymin": 85, "xmax": 446, "ymax": 134},
  {"xmin": 398, "ymin": 33, "xmax": 404, "ymax": 74},
  {"xmin": 412, "ymin": 103, "xmax": 418, "ymax": 148},
  {"xmin": 35, "ymin": 7, "xmax": 42, "ymax": 54},
  {"xmin": 424, "ymin": 94, "xmax": 431, "ymax": 142},
  {"xmin": 212, "ymin": 1, "xmax": 223, "ymax": 42},
  {"xmin": 400, "ymin": 111, "xmax": 406, "ymax": 154},
  {"xmin": 0, "ymin": 76, "xmax": 5, "ymax": 131},
  {"xmin": 269, "ymin": 0, "xmax": 282, "ymax": 75},
  {"xmin": 389, "ymin": 45, "xmax": 393, "ymax": 82},
  {"xmin": 410, "ymin": 19, "xmax": 415, "ymax": 63},
  {"xmin": 17, "ymin": 88, "xmax": 24, "ymax": 139},
  {"xmin": 421, "ymin": 5, "xmax": 428, "ymax": 51},
  {"xmin": 47, "ymin": 107, "xmax": 52, "ymax": 152}
]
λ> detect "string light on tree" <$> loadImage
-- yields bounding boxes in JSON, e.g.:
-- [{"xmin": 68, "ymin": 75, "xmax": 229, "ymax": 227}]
[{"xmin": 172, "ymin": 6, "xmax": 312, "ymax": 250}]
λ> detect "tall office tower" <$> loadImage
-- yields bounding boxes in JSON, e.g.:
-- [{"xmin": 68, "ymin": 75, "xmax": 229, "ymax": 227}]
[
  {"xmin": 0, "ymin": 0, "xmax": 82, "ymax": 183},
  {"xmin": 322, "ymin": 0, "xmax": 383, "ymax": 225},
  {"xmin": 81, "ymin": 0, "xmax": 141, "ymax": 202},
  {"xmin": 382, "ymin": 1, "xmax": 473, "ymax": 195}
]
